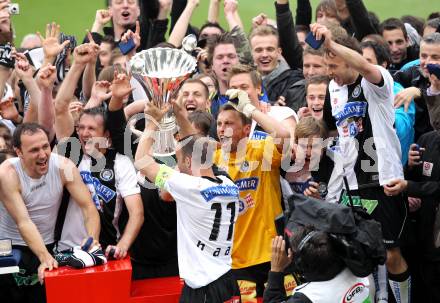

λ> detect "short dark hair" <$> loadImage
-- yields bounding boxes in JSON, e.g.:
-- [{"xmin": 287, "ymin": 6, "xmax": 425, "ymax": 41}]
[
  {"xmin": 326, "ymin": 35, "xmax": 362, "ymax": 57},
  {"xmin": 182, "ymin": 79, "xmax": 209, "ymax": 99},
  {"xmin": 305, "ymin": 75, "xmax": 329, "ymax": 93},
  {"xmin": 179, "ymin": 135, "xmax": 216, "ymax": 165},
  {"xmin": 199, "ymin": 22, "xmax": 225, "ymax": 36},
  {"xmin": 290, "ymin": 225, "xmax": 345, "ymax": 281},
  {"xmin": 401, "ymin": 15, "xmax": 425, "ymax": 37},
  {"xmin": 12, "ymin": 123, "xmax": 49, "ymax": 149},
  {"xmin": 207, "ymin": 32, "xmax": 237, "ymax": 66},
  {"xmin": 80, "ymin": 106, "xmax": 108, "ymax": 130},
  {"xmin": 428, "ymin": 12, "xmax": 440, "ymax": 21},
  {"xmin": 296, "ymin": 25, "xmax": 310, "ymax": 34},
  {"xmin": 218, "ymin": 104, "xmax": 252, "ymax": 126},
  {"xmin": 188, "ymin": 110, "xmax": 213, "ymax": 136},
  {"xmin": 426, "ymin": 18, "xmax": 440, "ymax": 31},
  {"xmin": 361, "ymin": 40, "xmax": 392, "ymax": 67},
  {"xmin": 380, "ymin": 18, "xmax": 408, "ymax": 39}
]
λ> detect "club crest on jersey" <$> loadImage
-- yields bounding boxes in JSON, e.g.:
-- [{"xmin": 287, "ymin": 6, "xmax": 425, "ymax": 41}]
[
  {"xmin": 343, "ymin": 283, "xmax": 369, "ymax": 303},
  {"xmin": 100, "ymin": 169, "xmax": 114, "ymax": 181},
  {"xmin": 235, "ymin": 177, "xmax": 259, "ymax": 191},
  {"xmin": 238, "ymin": 193, "xmax": 255, "ymax": 215},
  {"xmin": 239, "ymin": 160, "xmax": 251, "ymax": 172},
  {"xmin": 352, "ymin": 85, "xmax": 362, "ymax": 98}
]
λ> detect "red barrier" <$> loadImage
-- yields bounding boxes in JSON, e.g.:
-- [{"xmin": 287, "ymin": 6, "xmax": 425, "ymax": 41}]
[{"xmin": 45, "ymin": 257, "xmax": 183, "ymax": 303}]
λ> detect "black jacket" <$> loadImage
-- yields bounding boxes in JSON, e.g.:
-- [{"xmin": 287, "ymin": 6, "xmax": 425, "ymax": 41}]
[
  {"xmin": 405, "ymin": 130, "xmax": 440, "ymax": 262},
  {"xmin": 263, "ymin": 61, "xmax": 305, "ymax": 112},
  {"xmin": 276, "ymin": 2, "xmax": 303, "ymax": 70},
  {"xmin": 393, "ymin": 65, "xmax": 432, "ymax": 141}
]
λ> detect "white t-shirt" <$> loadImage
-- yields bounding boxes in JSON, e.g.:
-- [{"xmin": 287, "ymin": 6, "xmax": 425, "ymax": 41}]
[
  {"xmin": 155, "ymin": 165, "xmax": 239, "ymax": 288},
  {"xmin": 58, "ymin": 153, "xmax": 140, "ymax": 251},
  {"xmin": 295, "ymin": 269, "xmax": 372, "ymax": 303},
  {"xmin": 328, "ymin": 66, "xmax": 403, "ymax": 188},
  {"xmin": 249, "ymin": 105, "xmax": 297, "ymax": 140}
]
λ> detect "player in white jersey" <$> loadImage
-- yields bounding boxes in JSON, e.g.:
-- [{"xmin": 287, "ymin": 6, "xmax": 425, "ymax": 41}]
[
  {"xmin": 311, "ymin": 23, "xmax": 410, "ymax": 303},
  {"xmin": 135, "ymin": 102, "xmax": 240, "ymax": 303}
]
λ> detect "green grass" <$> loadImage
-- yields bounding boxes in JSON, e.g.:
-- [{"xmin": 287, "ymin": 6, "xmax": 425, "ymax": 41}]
[{"xmin": 14, "ymin": 0, "xmax": 439, "ymax": 46}]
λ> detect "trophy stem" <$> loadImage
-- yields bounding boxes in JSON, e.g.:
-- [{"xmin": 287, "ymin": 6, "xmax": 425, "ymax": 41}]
[{"xmin": 152, "ymin": 113, "xmax": 177, "ymax": 157}]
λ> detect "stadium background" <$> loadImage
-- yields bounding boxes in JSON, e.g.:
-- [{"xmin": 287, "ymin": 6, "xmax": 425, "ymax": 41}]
[{"xmin": 13, "ymin": 0, "xmax": 437, "ymax": 48}]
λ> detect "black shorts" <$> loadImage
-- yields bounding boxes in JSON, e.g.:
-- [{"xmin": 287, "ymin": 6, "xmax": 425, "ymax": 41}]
[
  {"xmin": 179, "ymin": 270, "xmax": 240, "ymax": 303},
  {"xmin": 0, "ymin": 244, "xmax": 54, "ymax": 303},
  {"xmin": 131, "ymin": 257, "xmax": 179, "ymax": 280},
  {"xmin": 349, "ymin": 187, "xmax": 408, "ymax": 249}
]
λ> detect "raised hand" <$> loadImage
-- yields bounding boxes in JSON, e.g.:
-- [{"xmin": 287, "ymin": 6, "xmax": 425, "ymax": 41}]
[
  {"xmin": 0, "ymin": 98, "xmax": 19, "ymax": 121},
  {"xmin": 93, "ymin": 9, "xmax": 112, "ymax": 30},
  {"xmin": 110, "ymin": 71, "xmax": 133, "ymax": 100},
  {"xmin": 37, "ymin": 22, "xmax": 70, "ymax": 63},
  {"xmin": 144, "ymin": 101, "xmax": 170, "ymax": 124},
  {"xmin": 87, "ymin": 81, "xmax": 112, "ymax": 108},
  {"xmin": 36, "ymin": 64, "xmax": 57, "ymax": 89},
  {"xmin": 270, "ymin": 236, "xmax": 293, "ymax": 272},
  {"xmin": 120, "ymin": 20, "xmax": 140, "ymax": 57},
  {"xmin": 14, "ymin": 53, "xmax": 33, "ymax": 80},
  {"xmin": 223, "ymin": 0, "xmax": 238, "ymax": 16},
  {"xmin": 157, "ymin": 0, "xmax": 173, "ymax": 20},
  {"xmin": 252, "ymin": 13, "xmax": 268, "ymax": 28},
  {"xmin": 73, "ymin": 43, "xmax": 100, "ymax": 66}
]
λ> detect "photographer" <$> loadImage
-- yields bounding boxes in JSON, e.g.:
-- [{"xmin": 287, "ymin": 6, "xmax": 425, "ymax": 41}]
[{"xmin": 264, "ymin": 230, "xmax": 372, "ymax": 303}]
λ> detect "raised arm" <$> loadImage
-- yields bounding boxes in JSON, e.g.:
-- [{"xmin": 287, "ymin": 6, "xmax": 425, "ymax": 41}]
[
  {"xmin": 311, "ymin": 23, "xmax": 382, "ymax": 85},
  {"xmin": 226, "ymin": 89, "xmax": 290, "ymax": 151},
  {"xmin": 59, "ymin": 157, "xmax": 100, "ymax": 246},
  {"xmin": 54, "ymin": 43, "xmax": 99, "ymax": 140},
  {"xmin": 0, "ymin": 163, "xmax": 57, "ymax": 284},
  {"xmin": 345, "ymin": 0, "xmax": 377, "ymax": 40},
  {"xmin": 224, "ymin": 0, "xmax": 244, "ymax": 30},
  {"xmin": 208, "ymin": 0, "xmax": 221, "ymax": 23},
  {"xmin": 91, "ymin": 9, "xmax": 112, "ymax": 34},
  {"xmin": 168, "ymin": 0, "xmax": 199, "ymax": 48},
  {"xmin": 37, "ymin": 23, "xmax": 71, "ymax": 66},
  {"xmin": 276, "ymin": 0, "xmax": 303, "ymax": 69},
  {"xmin": 134, "ymin": 102, "xmax": 170, "ymax": 182},
  {"xmin": 295, "ymin": 0, "xmax": 312, "ymax": 27},
  {"xmin": 36, "ymin": 64, "xmax": 57, "ymax": 141},
  {"xmin": 81, "ymin": 32, "xmax": 99, "ymax": 101},
  {"xmin": 14, "ymin": 53, "xmax": 40, "ymax": 124}
]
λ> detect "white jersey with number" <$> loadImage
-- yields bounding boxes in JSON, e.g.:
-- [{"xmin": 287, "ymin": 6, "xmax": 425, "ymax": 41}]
[{"xmin": 155, "ymin": 165, "xmax": 239, "ymax": 289}]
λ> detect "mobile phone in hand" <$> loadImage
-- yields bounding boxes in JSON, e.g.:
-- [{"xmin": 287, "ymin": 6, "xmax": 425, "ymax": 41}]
[
  {"xmin": 119, "ymin": 38, "xmax": 136, "ymax": 55},
  {"xmin": 305, "ymin": 32, "xmax": 325, "ymax": 50},
  {"xmin": 274, "ymin": 214, "xmax": 291, "ymax": 254},
  {"xmin": 427, "ymin": 63, "xmax": 440, "ymax": 79}
]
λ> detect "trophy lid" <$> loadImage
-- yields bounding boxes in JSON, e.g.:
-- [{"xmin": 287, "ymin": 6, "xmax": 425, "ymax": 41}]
[{"xmin": 129, "ymin": 47, "xmax": 197, "ymax": 79}]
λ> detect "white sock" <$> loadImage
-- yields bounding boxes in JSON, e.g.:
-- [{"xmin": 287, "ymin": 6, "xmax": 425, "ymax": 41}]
[
  {"xmin": 373, "ymin": 265, "xmax": 388, "ymax": 302},
  {"xmin": 388, "ymin": 271, "xmax": 411, "ymax": 303}
]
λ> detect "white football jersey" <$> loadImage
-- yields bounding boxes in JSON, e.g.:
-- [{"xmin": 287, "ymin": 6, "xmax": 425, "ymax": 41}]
[{"xmin": 156, "ymin": 165, "xmax": 239, "ymax": 288}]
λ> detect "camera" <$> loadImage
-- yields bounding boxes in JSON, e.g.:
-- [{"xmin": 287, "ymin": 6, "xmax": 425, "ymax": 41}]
[{"xmin": 8, "ymin": 3, "xmax": 19, "ymax": 15}]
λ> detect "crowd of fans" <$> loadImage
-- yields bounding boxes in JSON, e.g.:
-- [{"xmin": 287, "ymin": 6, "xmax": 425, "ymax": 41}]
[{"xmin": 0, "ymin": 0, "xmax": 439, "ymax": 302}]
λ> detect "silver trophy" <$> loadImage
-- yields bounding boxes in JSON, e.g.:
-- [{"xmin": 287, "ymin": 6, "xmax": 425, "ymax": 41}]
[{"xmin": 130, "ymin": 48, "xmax": 197, "ymax": 156}]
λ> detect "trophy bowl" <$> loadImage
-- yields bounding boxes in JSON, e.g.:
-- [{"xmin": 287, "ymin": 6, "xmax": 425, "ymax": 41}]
[{"xmin": 130, "ymin": 48, "xmax": 197, "ymax": 156}]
